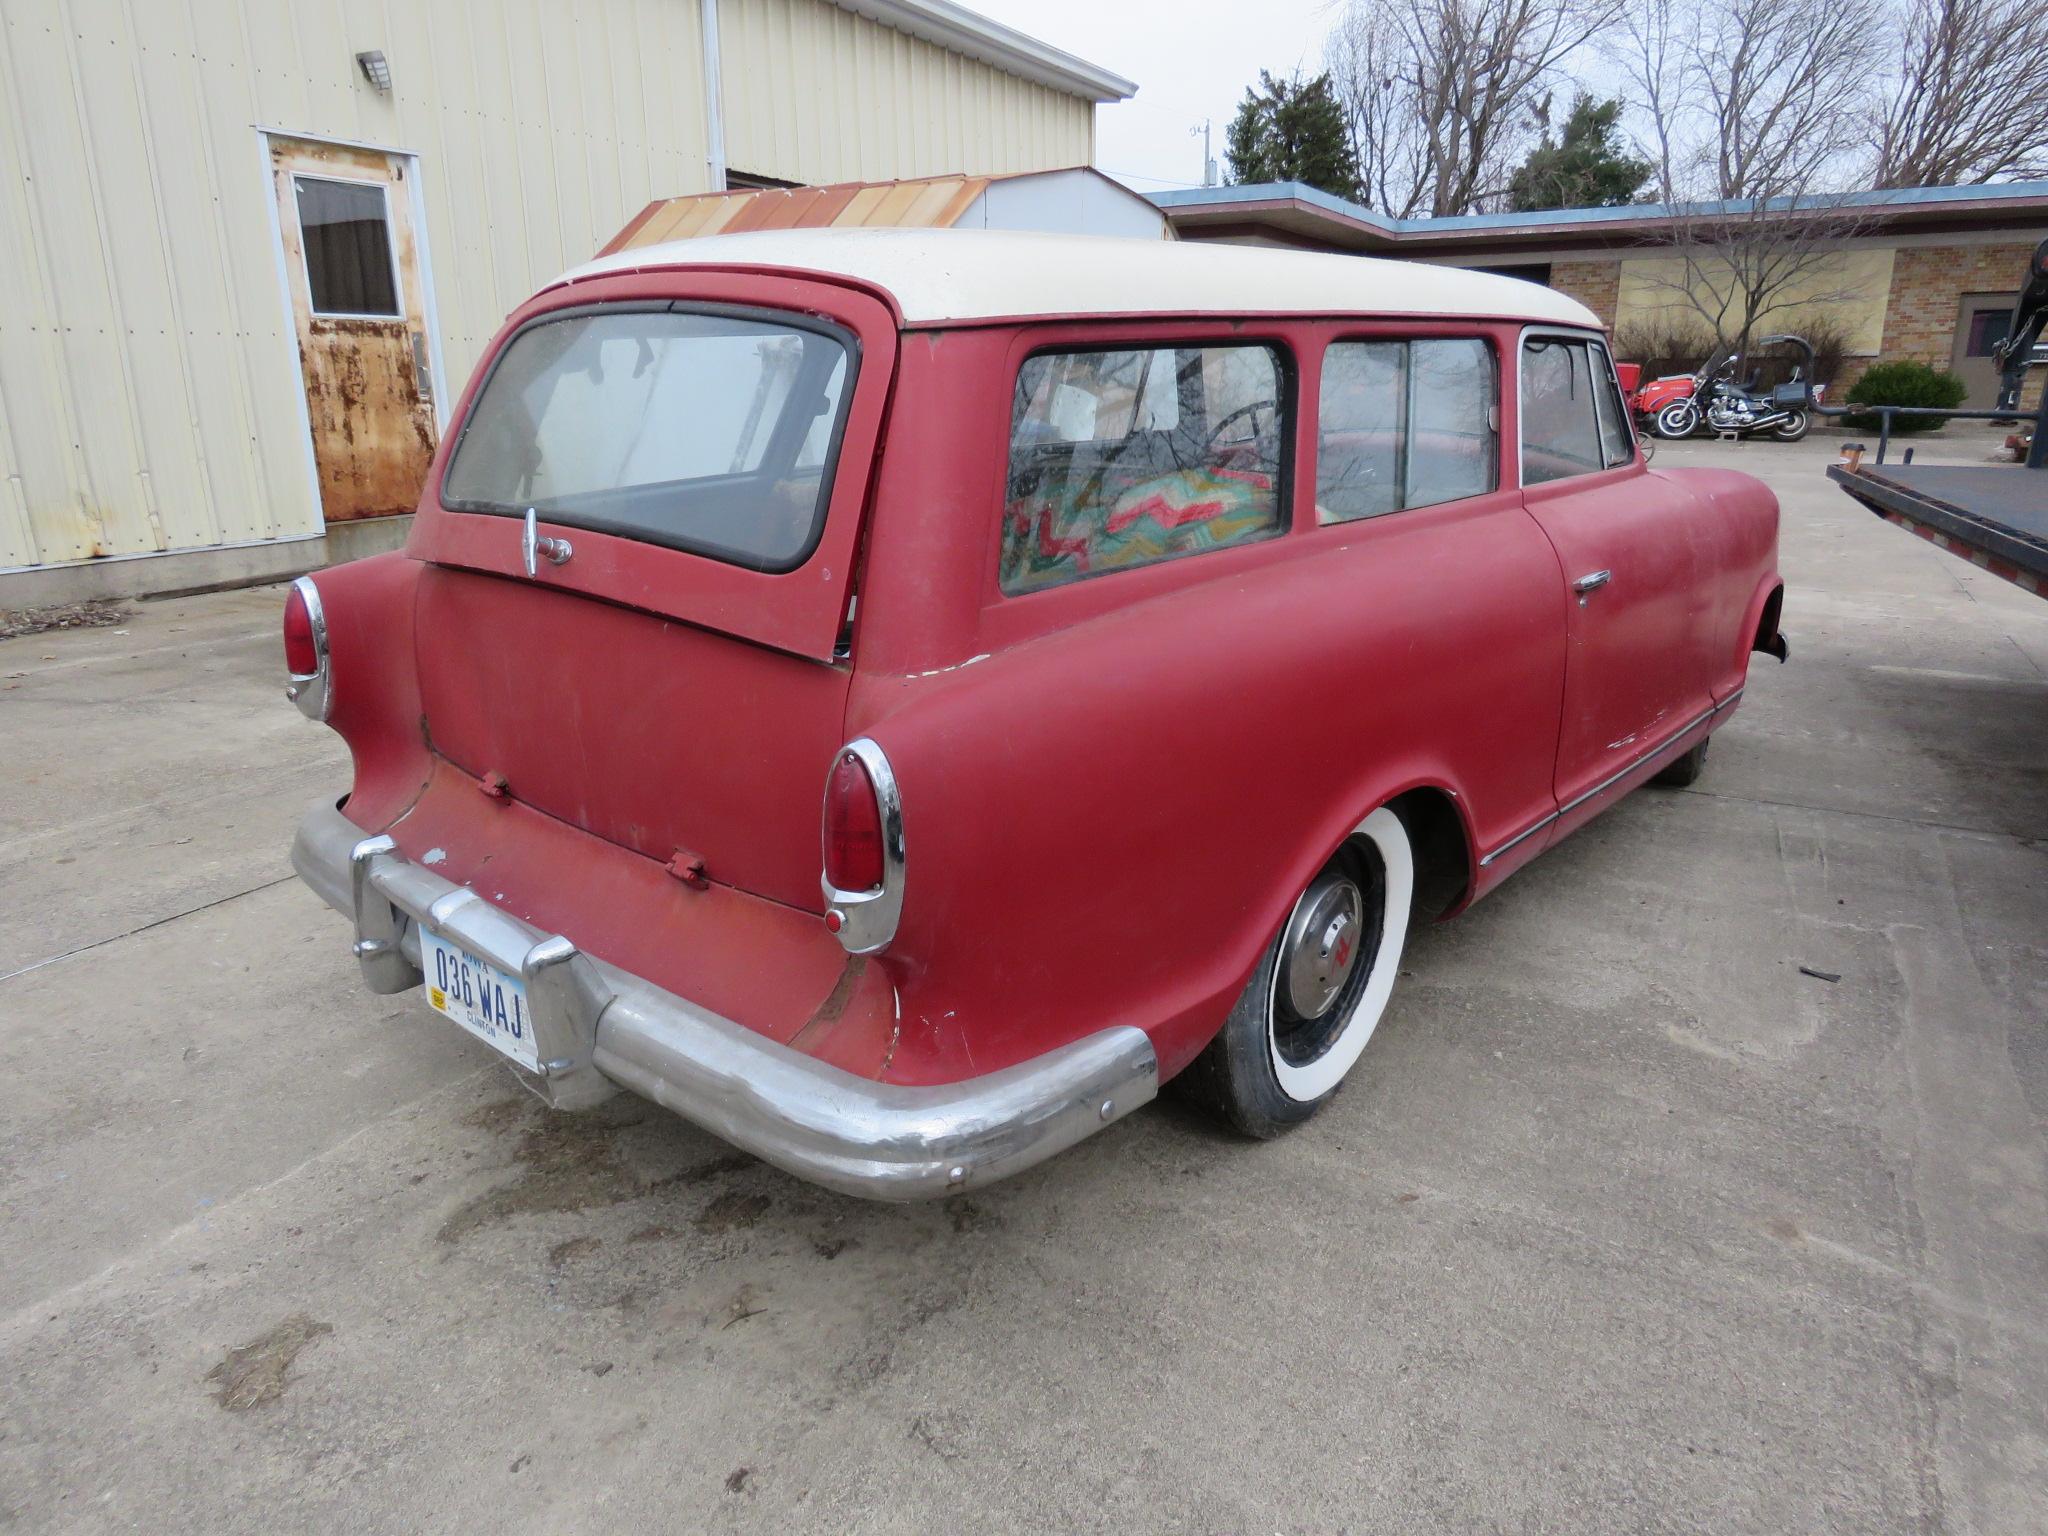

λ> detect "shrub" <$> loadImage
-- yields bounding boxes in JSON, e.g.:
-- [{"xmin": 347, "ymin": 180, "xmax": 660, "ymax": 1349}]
[
  {"xmin": 1799, "ymin": 317, "xmax": 1853, "ymax": 387},
  {"xmin": 1745, "ymin": 318, "xmax": 1855, "ymax": 390},
  {"xmin": 1842, "ymin": 360, "xmax": 1968, "ymax": 433},
  {"xmin": 1612, "ymin": 318, "xmax": 1717, "ymax": 381}
]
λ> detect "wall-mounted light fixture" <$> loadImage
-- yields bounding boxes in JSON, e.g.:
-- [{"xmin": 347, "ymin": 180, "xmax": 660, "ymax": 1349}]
[{"xmin": 356, "ymin": 50, "xmax": 391, "ymax": 93}]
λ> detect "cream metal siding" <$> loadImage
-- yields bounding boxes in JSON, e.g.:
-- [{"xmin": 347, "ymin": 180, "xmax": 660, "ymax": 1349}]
[
  {"xmin": 0, "ymin": 0, "xmax": 712, "ymax": 569},
  {"xmin": 717, "ymin": 0, "xmax": 1093, "ymax": 184},
  {"xmin": 0, "ymin": 0, "xmax": 1102, "ymax": 574}
]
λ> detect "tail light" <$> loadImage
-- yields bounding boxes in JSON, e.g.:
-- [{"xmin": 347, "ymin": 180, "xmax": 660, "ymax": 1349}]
[
  {"xmin": 824, "ymin": 752, "xmax": 884, "ymax": 892},
  {"xmin": 820, "ymin": 738, "xmax": 903, "ymax": 954},
  {"xmin": 282, "ymin": 575, "xmax": 331, "ymax": 721}
]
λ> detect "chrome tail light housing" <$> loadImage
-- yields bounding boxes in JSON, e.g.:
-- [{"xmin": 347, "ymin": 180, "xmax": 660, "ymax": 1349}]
[
  {"xmin": 820, "ymin": 737, "xmax": 905, "ymax": 954},
  {"xmin": 283, "ymin": 575, "xmax": 331, "ymax": 721}
]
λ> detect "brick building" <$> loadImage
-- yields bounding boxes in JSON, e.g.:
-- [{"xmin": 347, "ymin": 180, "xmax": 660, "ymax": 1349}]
[{"xmin": 1153, "ymin": 182, "xmax": 2048, "ymax": 411}]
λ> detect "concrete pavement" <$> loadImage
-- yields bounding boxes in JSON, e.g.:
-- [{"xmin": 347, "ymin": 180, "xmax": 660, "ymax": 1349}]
[{"xmin": 2, "ymin": 431, "xmax": 2044, "ymax": 1533}]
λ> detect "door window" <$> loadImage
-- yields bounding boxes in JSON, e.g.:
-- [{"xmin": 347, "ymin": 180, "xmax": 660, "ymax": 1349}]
[
  {"xmin": 1000, "ymin": 344, "xmax": 1286, "ymax": 594},
  {"xmin": 294, "ymin": 176, "xmax": 400, "ymax": 317},
  {"xmin": 1966, "ymin": 306, "xmax": 2013, "ymax": 357},
  {"xmin": 1521, "ymin": 336, "xmax": 1632, "ymax": 484},
  {"xmin": 1317, "ymin": 338, "xmax": 1496, "ymax": 522}
]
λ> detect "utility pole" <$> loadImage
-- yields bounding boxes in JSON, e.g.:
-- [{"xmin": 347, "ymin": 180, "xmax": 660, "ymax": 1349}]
[{"xmin": 1194, "ymin": 119, "xmax": 1218, "ymax": 187}]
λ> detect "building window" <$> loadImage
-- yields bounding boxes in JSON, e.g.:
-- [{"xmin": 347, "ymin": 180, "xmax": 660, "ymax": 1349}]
[
  {"xmin": 1000, "ymin": 344, "xmax": 1287, "ymax": 594},
  {"xmin": 294, "ymin": 176, "xmax": 400, "ymax": 317},
  {"xmin": 1317, "ymin": 338, "xmax": 1496, "ymax": 523}
]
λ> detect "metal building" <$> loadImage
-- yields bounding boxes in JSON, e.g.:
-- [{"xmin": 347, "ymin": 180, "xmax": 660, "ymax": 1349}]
[{"xmin": 0, "ymin": 0, "xmax": 1133, "ymax": 603}]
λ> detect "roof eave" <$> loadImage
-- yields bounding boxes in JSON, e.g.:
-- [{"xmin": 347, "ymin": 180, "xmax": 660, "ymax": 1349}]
[
  {"xmin": 1154, "ymin": 179, "xmax": 2048, "ymax": 252},
  {"xmin": 832, "ymin": 0, "xmax": 1136, "ymax": 102}
]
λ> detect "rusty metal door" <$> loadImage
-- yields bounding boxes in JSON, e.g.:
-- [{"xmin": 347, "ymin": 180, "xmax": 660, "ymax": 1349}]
[{"xmin": 269, "ymin": 137, "xmax": 438, "ymax": 522}]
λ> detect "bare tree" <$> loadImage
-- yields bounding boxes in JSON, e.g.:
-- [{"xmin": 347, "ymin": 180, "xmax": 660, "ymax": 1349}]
[
  {"xmin": 1874, "ymin": 0, "xmax": 2048, "ymax": 186},
  {"xmin": 1621, "ymin": 0, "xmax": 1884, "ymax": 354},
  {"xmin": 1327, "ymin": 0, "xmax": 1620, "ymax": 218}
]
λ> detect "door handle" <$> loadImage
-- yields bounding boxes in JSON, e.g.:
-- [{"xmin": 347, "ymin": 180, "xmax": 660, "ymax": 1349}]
[
  {"xmin": 521, "ymin": 506, "xmax": 572, "ymax": 578},
  {"xmin": 1573, "ymin": 569, "xmax": 1613, "ymax": 603}
]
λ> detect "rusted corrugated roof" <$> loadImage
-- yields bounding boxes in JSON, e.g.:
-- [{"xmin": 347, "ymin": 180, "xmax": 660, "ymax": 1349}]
[{"xmin": 601, "ymin": 173, "xmax": 1004, "ymax": 256}]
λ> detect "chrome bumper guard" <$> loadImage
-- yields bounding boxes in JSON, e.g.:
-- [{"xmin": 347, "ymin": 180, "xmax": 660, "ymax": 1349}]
[{"xmin": 291, "ymin": 798, "xmax": 1158, "ymax": 1200}]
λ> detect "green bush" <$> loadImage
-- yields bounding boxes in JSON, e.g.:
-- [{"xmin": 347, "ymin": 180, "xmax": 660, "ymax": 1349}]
[{"xmin": 1842, "ymin": 360, "xmax": 1968, "ymax": 433}]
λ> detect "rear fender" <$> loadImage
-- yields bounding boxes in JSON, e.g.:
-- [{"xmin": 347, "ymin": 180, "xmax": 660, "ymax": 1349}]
[
  {"xmin": 1740, "ymin": 576, "xmax": 1788, "ymax": 668},
  {"xmin": 303, "ymin": 551, "xmax": 429, "ymax": 828}
]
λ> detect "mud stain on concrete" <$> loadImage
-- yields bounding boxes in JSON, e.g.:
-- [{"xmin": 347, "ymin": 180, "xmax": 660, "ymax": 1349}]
[
  {"xmin": 695, "ymin": 1191, "xmax": 772, "ymax": 1234},
  {"xmin": 204, "ymin": 1314, "xmax": 333, "ymax": 1411},
  {"xmin": 462, "ymin": 1097, "xmax": 528, "ymax": 1135},
  {"xmin": 441, "ymin": 1101, "xmax": 761, "ymax": 1245},
  {"xmin": 439, "ymin": 1101, "xmax": 652, "ymax": 1245}
]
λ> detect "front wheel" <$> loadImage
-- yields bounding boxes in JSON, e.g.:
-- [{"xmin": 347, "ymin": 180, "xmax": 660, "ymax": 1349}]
[
  {"xmin": 1770, "ymin": 409, "xmax": 1810, "ymax": 442},
  {"xmin": 1653, "ymin": 399, "xmax": 1700, "ymax": 438},
  {"xmin": 1179, "ymin": 807, "xmax": 1415, "ymax": 1138}
]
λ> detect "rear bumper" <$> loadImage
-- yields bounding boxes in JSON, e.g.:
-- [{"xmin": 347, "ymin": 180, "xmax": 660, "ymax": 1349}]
[{"xmin": 291, "ymin": 797, "xmax": 1157, "ymax": 1200}]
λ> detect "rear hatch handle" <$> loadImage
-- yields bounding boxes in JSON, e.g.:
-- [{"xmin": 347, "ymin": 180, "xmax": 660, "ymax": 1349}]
[{"xmin": 522, "ymin": 507, "xmax": 573, "ymax": 577}]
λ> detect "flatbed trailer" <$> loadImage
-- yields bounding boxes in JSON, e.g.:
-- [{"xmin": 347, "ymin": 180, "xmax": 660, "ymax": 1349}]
[{"xmin": 1828, "ymin": 461, "xmax": 2047, "ymax": 597}]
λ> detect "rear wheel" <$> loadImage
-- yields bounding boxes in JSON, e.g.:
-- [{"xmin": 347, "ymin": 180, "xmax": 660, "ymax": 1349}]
[
  {"xmin": 1653, "ymin": 736, "xmax": 1710, "ymax": 787},
  {"xmin": 1180, "ymin": 808, "xmax": 1415, "ymax": 1138},
  {"xmin": 1653, "ymin": 399, "xmax": 1700, "ymax": 439},
  {"xmin": 1771, "ymin": 409, "xmax": 1810, "ymax": 442}
]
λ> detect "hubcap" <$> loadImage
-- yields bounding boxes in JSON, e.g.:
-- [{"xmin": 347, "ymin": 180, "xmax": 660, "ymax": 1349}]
[{"xmin": 1281, "ymin": 875, "xmax": 1364, "ymax": 1019}]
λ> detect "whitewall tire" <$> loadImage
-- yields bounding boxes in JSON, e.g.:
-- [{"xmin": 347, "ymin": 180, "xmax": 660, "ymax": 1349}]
[{"xmin": 1180, "ymin": 806, "xmax": 1417, "ymax": 1137}]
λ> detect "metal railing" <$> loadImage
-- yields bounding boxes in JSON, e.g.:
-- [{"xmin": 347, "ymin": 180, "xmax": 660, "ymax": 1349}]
[{"xmin": 1811, "ymin": 401, "xmax": 2046, "ymax": 468}]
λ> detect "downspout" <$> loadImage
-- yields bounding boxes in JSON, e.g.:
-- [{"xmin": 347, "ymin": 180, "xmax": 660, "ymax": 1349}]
[{"xmin": 700, "ymin": 0, "xmax": 727, "ymax": 190}]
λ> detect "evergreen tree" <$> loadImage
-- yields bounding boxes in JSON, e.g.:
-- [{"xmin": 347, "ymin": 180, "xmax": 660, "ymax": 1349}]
[
  {"xmin": 1225, "ymin": 71, "xmax": 1360, "ymax": 199},
  {"xmin": 1506, "ymin": 95, "xmax": 1652, "ymax": 212}
]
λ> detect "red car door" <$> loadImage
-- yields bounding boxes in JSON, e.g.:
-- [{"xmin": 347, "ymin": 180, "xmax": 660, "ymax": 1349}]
[{"xmin": 1515, "ymin": 331, "xmax": 1718, "ymax": 823}]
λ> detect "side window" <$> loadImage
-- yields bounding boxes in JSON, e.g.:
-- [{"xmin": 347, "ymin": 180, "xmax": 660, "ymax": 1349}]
[
  {"xmin": 1521, "ymin": 336, "xmax": 1633, "ymax": 485},
  {"xmin": 1589, "ymin": 343, "xmax": 1635, "ymax": 467},
  {"xmin": 1317, "ymin": 338, "xmax": 1496, "ymax": 523},
  {"xmin": 1000, "ymin": 344, "xmax": 1286, "ymax": 595}
]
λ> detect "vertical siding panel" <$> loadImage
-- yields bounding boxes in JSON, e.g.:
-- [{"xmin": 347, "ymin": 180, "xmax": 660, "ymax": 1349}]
[
  {"xmin": 120, "ymin": 0, "xmax": 225, "ymax": 548},
  {"xmin": 218, "ymin": 0, "xmax": 320, "ymax": 540},
  {"xmin": 50, "ymin": 0, "xmax": 163, "ymax": 554},
  {"xmin": 0, "ymin": 0, "xmax": 98, "ymax": 563},
  {"xmin": 167, "ymin": 0, "xmax": 271, "ymax": 545}
]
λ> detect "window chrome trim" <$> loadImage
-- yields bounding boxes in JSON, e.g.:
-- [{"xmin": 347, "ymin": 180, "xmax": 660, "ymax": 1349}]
[
  {"xmin": 285, "ymin": 574, "xmax": 331, "ymax": 722},
  {"xmin": 1478, "ymin": 689, "xmax": 1742, "ymax": 866},
  {"xmin": 1516, "ymin": 324, "xmax": 1637, "ymax": 489},
  {"xmin": 821, "ymin": 736, "xmax": 905, "ymax": 954}
]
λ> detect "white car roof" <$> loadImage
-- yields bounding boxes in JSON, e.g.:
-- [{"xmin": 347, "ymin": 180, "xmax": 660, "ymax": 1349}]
[{"xmin": 559, "ymin": 227, "xmax": 1603, "ymax": 331}]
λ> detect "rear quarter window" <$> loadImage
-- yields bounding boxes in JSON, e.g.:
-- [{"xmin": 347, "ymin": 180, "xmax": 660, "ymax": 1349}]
[
  {"xmin": 440, "ymin": 306, "xmax": 855, "ymax": 571},
  {"xmin": 999, "ymin": 343, "xmax": 1287, "ymax": 594},
  {"xmin": 1317, "ymin": 338, "xmax": 1497, "ymax": 522}
]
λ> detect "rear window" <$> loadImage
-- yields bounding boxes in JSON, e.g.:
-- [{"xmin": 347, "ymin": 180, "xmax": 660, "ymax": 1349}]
[
  {"xmin": 999, "ymin": 344, "xmax": 1286, "ymax": 595},
  {"xmin": 441, "ymin": 307, "xmax": 854, "ymax": 571}
]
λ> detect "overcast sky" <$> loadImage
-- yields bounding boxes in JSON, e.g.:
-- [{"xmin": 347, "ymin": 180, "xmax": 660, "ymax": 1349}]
[{"xmin": 963, "ymin": 0, "xmax": 1342, "ymax": 193}]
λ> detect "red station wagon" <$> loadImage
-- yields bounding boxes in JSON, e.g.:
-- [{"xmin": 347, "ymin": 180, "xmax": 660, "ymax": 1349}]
[{"xmin": 286, "ymin": 229, "xmax": 1788, "ymax": 1198}]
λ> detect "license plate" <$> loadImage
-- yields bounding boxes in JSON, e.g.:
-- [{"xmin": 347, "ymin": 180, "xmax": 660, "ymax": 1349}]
[{"xmin": 422, "ymin": 933, "xmax": 539, "ymax": 1072}]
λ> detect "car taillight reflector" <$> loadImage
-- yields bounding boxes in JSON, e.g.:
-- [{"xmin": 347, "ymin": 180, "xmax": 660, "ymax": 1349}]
[
  {"xmin": 823, "ymin": 751, "xmax": 884, "ymax": 892},
  {"xmin": 283, "ymin": 584, "xmax": 317, "ymax": 676}
]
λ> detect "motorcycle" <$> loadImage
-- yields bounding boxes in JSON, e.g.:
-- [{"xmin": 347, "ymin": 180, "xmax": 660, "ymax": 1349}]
[{"xmin": 1638, "ymin": 334, "xmax": 1819, "ymax": 442}]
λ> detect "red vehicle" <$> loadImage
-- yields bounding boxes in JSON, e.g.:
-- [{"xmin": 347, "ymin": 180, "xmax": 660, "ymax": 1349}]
[
  {"xmin": 1631, "ymin": 368, "xmax": 1697, "ymax": 428},
  {"xmin": 285, "ymin": 230, "xmax": 1787, "ymax": 1198}
]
